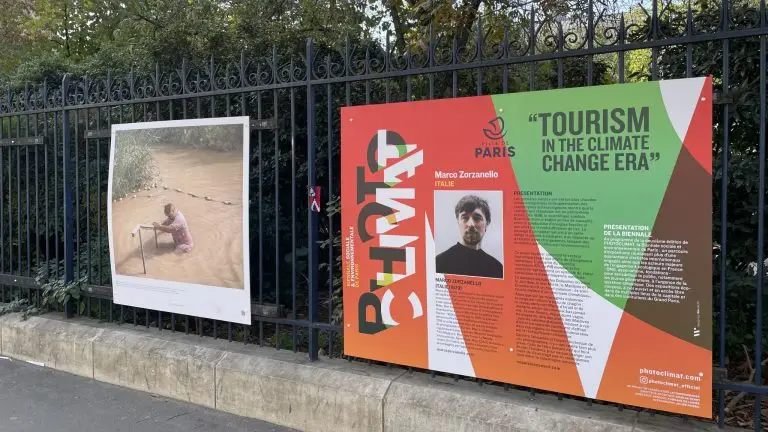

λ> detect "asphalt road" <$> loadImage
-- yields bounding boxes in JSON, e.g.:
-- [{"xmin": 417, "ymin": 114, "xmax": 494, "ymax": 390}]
[{"xmin": 0, "ymin": 356, "xmax": 296, "ymax": 432}]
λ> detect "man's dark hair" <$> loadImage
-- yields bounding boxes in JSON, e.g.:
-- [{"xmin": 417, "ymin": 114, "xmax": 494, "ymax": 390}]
[{"xmin": 454, "ymin": 195, "xmax": 491, "ymax": 224}]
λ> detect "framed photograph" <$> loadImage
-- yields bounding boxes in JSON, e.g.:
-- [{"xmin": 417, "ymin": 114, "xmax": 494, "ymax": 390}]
[{"xmin": 107, "ymin": 116, "xmax": 251, "ymax": 324}]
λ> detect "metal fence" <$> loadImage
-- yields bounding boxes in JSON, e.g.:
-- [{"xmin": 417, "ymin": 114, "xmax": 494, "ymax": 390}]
[{"xmin": 0, "ymin": 0, "xmax": 766, "ymax": 429}]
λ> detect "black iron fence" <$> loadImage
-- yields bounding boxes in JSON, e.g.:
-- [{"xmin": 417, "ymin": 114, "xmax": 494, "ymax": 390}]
[{"xmin": 0, "ymin": 0, "xmax": 766, "ymax": 429}]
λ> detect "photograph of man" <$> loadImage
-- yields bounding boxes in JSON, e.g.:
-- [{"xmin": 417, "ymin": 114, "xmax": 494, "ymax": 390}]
[
  {"xmin": 435, "ymin": 193, "xmax": 504, "ymax": 279},
  {"xmin": 153, "ymin": 203, "xmax": 194, "ymax": 254}
]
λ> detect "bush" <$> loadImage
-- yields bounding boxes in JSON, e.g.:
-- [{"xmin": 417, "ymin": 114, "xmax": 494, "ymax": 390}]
[
  {"xmin": 153, "ymin": 124, "xmax": 244, "ymax": 153},
  {"xmin": 111, "ymin": 130, "xmax": 159, "ymax": 199}
]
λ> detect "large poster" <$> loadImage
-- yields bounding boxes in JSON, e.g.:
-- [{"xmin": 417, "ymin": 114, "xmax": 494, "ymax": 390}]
[
  {"xmin": 108, "ymin": 117, "xmax": 251, "ymax": 324},
  {"xmin": 341, "ymin": 78, "xmax": 712, "ymax": 417}
]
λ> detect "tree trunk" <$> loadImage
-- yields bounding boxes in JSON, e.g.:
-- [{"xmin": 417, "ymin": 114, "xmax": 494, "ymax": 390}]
[
  {"xmin": 386, "ymin": 0, "xmax": 409, "ymax": 53},
  {"xmin": 454, "ymin": 0, "xmax": 483, "ymax": 53},
  {"xmin": 63, "ymin": 0, "xmax": 71, "ymax": 57}
]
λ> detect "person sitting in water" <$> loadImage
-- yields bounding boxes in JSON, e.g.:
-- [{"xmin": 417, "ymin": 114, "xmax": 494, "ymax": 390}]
[{"xmin": 153, "ymin": 203, "xmax": 194, "ymax": 253}]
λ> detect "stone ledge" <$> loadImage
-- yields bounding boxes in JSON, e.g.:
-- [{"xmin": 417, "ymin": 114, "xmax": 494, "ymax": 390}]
[
  {"xmin": 91, "ymin": 325, "xmax": 227, "ymax": 409},
  {"xmin": 384, "ymin": 372, "xmax": 728, "ymax": 432},
  {"xmin": 0, "ymin": 312, "xmax": 103, "ymax": 378},
  {"xmin": 0, "ymin": 312, "xmax": 740, "ymax": 432}
]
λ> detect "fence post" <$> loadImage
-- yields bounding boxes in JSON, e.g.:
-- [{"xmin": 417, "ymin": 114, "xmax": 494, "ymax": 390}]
[
  {"xmin": 306, "ymin": 37, "xmax": 320, "ymax": 361},
  {"xmin": 61, "ymin": 73, "xmax": 75, "ymax": 318}
]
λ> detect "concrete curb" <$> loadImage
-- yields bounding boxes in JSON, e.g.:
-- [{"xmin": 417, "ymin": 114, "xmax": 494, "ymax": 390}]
[{"xmin": 0, "ymin": 312, "xmax": 739, "ymax": 432}]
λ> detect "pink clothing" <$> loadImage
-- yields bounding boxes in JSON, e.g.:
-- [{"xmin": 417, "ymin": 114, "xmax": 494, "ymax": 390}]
[{"xmin": 162, "ymin": 211, "xmax": 194, "ymax": 253}]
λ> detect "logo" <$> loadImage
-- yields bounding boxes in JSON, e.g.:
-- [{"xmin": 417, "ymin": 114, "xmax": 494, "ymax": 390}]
[
  {"xmin": 640, "ymin": 376, "xmax": 649, "ymax": 384},
  {"xmin": 483, "ymin": 116, "xmax": 506, "ymax": 140},
  {"xmin": 355, "ymin": 129, "xmax": 424, "ymax": 335},
  {"xmin": 477, "ymin": 116, "xmax": 515, "ymax": 159}
]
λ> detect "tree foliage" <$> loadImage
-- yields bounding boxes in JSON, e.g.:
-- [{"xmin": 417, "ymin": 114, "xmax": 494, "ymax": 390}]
[{"xmin": 112, "ymin": 130, "xmax": 158, "ymax": 199}]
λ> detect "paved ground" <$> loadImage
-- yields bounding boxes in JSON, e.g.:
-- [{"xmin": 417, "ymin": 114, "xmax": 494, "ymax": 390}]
[{"xmin": 0, "ymin": 356, "xmax": 296, "ymax": 432}]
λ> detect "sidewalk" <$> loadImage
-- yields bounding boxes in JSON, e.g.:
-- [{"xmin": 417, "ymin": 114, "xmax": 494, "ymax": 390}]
[{"xmin": 0, "ymin": 356, "xmax": 295, "ymax": 432}]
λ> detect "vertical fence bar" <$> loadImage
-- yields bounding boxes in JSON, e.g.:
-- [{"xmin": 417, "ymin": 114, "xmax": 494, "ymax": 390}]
[
  {"xmin": 16, "ymin": 118, "xmax": 20, "ymax": 275},
  {"xmin": 476, "ymin": 18, "xmax": 483, "ymax": 96},
  {"xmin": 16, "ymin": 114, "xmax": 21, "ymax": 277},
  {"xmin": 365, "ymin": 49, "xmax": 371, "ymax": 104},
  {"xmin": 307, "ymin": 38, "xmax": 320, "ymax": 361},
  {"xmin": 718, "ymin": 3, "xmax": 730, "ymax": 427},
  {"xmin": 326, "ymin": 72, "xmax": 333, "ymax": 354},
  {"xmin": 406, "ymin": 43, "xmax": 412, "ymax": 101},
  {"xmin": 125, "ymin": 101, "xmax": 133, "ymax": 321},
  {"xmin": 429, "ymin": 25, "xmax": 435, "ymax": 99},
  {"xmin": 54, "ymin": 108, "xmax": 60, "ymax": 282},
  {"xmin": 7, "ymin": 117, "xmax": 11, "ymax": 275},
  {"xmin": 155, "ymin": 64, "xmax": 161, "ymax": 124},
  {"xmin": 651, "ymin": 0, "xmax": 659, "ymax": 80},
  {"xmin": 25, "ymin": 113, "xmax": 31, "ymax": 280},
  {"xmin": 618, "ymin": 17, "xmax": 625, "ymax": 84},
  {"xmin": 290, "ymin": 84, "xmax": 297, "ymax": 352},
  {"xmin": 62, "ymin": 75, "xmax": 75, "ymax": 318},
  {"xmin": 44, "ymin": 100, "xmax": 49, "ymax": 281},
  {"xmin": 385, "ymin": 34, "xmax": 392, "ymax": 102},
  {"xmin": 273, "ymin": 46, "xmax": 281, "ymax": 348},
  {"xmin": 686, "ymin": 5, "xmax": 693, "ymax": 79},
  {"xmin": 529, "ymin": 7, "xmax": 536, "ymax": 91},
  {"xmin": 96, "ymin": 105, "xmax": 102, "ymax": 286},
  {"xmin": 34, "ymin": 112, "xmax": 40, "ymax": 290},
  {"xmin": 557, "ymin": 25, "xmax": 564, "ymax": 88},
  {"xmin": 452, "ymin": 37, "xmax": 458, "ymax": 98},
  {"xmin": 86, "ymin": 108, "xmax": 91, "ymax": 285},
  {"xmin": 587, "ymin": 0, "xmax": 594, "ymax": 85},
  {"xmin": 345, "ymin": 39, "xmax": 351, "ymax": 105},
  {"xmin": 122, "ymin": 101, "xmax": 129, "ymax": 323},
  {"xmin": 502, "ymin": 28, "xmax": 510, "ymax": 93},
  {"xmin": 755, "ymin": 31, "xmax": 766, "ymax": 432},
  {"xmin": 74, "ymin": 109, "xmax": 80, "ymax": 288},
  {"xmin": 240, "ymin": 83, "xmax": 249, "ymax": 345},
  {"xmin": 257, "ymin": 88, "xmax": 264, "ymax": 346}
]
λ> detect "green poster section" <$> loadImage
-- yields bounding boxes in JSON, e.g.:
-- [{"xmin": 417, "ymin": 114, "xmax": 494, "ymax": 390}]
[{"xmin": 492, "ymin": 82, "xmax": 682, "ymax": 309}]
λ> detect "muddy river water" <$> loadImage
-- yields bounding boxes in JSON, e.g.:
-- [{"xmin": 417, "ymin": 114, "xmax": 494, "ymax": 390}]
[{"xmin": 111, "ymin": 146, "xmax": 245, "ymax": 290}]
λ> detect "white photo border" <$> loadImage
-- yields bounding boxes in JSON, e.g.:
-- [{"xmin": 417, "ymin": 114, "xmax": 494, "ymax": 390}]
[{"xmin": 107, "ymin": 116, "xmax": 252, "ymax": 324}]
